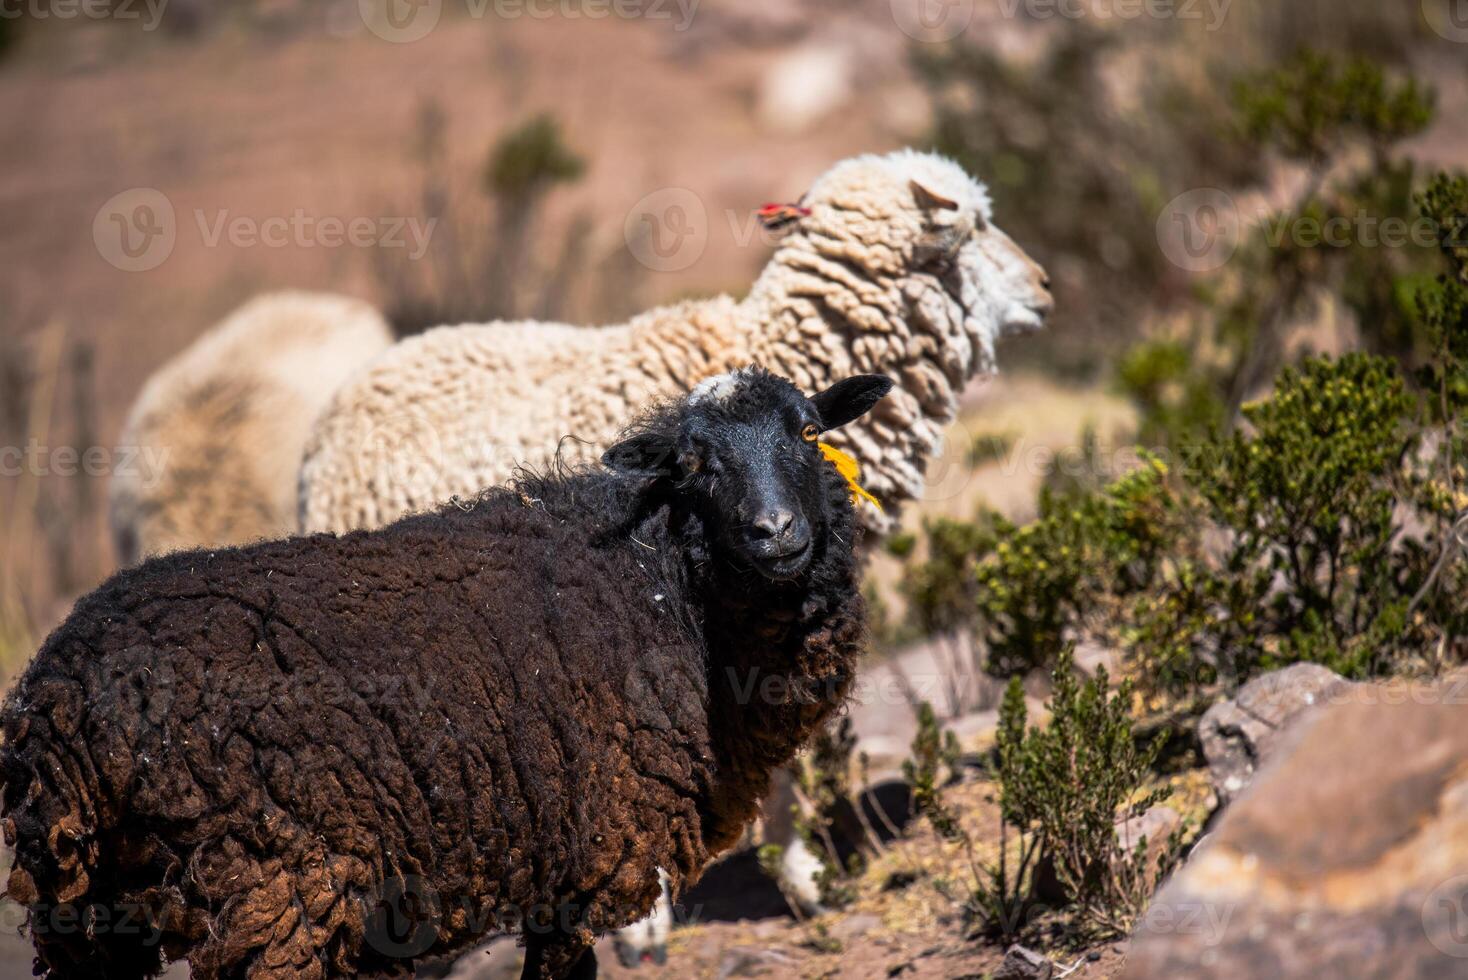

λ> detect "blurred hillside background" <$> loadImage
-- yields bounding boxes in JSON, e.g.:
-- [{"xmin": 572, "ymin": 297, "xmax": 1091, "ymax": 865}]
[
  {"xmin": 3, "ymin": 0, "xmax": 1461, "ymax": 668},
  {"xmin": 3, "ymin": 1, "xmax": 1468, "ymax": 976}
]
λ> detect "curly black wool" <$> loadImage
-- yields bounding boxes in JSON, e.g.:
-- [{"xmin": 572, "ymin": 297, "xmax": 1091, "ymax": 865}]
[{"xmin": 1, "ymin": 371, "xmax": 871, "ymax": 980}]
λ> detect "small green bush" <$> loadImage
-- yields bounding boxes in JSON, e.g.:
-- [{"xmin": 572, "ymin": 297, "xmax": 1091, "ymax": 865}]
[
  {"xmin": 968, "ymin": 430, "xmax": 1017, "ymax": 468},
  {"xmin": 1197, "ymin": 353, "xmax": 1414, "ymax": 676},
  {"xmin": 907, "ymin": 654, "xmax": 1179, "ymax": 942},
  {"xmin": 482, "ymin": 114, "xmax": 586, "ymax": 199},
  {"xmin": 378, "ymin": 107, "xmax": 593, "ymax": 335},
  {"xmin": 902, "ymin": 702, "xmax": 964, "ymax": 842},
  {"xmin": 901, "ymin": 459, "xmax": 1185, "ymax": 680},
  {"xmin": 992, "ymin": 650, "xmax": 1180, "ymax": 940}
]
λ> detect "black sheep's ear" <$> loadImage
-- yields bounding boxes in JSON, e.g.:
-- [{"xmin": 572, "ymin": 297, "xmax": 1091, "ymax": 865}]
[
  {"xmin": 602, "ymin": 432, "xmax": 677, "ymax": 478},
  {"xmin": 811, "ymin": 375, "xmax": 894, "ymax": 431}
]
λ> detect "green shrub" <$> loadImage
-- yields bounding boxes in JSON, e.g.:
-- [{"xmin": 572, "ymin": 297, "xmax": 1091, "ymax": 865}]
[
  {"xmin": 902, "ymin": 702, "xmax": 963, "ymax": 842},
  {"xmin": 378, "ymin": 107, "xmax": 591, "ymax": 335},
  {"xmin": 992, "ymin": 650, "xmax": 1180, "ymax": 940},
  {"xmin": 482, "ymin": 114, "xmax": 586, "ymax": 199},
  {"xmin": 1197, "ymin": 354, "xmax": 1413, "ymax": 674},
  {"xmin": 912, "ymin": 459, "xmax": 1184, "ymax": 679},
  {"xmin": 1234, "ymin": 49, "xmax": 1433, "ymax": 161},
  {"xmin": 909, "ymin": 655, "xmax": 1180, "ymax": 942},
  {"xmin": 899, "ymin": 350, "xmax": 1460, "ymax": 697},
  {"xmin": 897, "ymin": 49, "xmax": 1466, "ymax": 698},
  {"xmin": 968, "ymin": 430, "xmax": 1017, "ymax": 468},
  {"xmin": 1115, "ymin": 340, "xmax": 1226, "ymax": 448},
  {"xmin": 899, "ymin": 518, "xmax": 996, "ymax": 640}
]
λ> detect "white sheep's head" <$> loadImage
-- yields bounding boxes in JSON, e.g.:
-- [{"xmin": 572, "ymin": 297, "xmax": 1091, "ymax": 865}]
[{"xmin": 771, "ymin": 149, "xmax": 1052, "ymax": 377}]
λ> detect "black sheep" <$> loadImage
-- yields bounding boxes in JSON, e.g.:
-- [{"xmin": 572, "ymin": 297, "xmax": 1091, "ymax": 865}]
[{"xmin": 0, "ymin": 367, "xmax": 893, "ymax": 980}]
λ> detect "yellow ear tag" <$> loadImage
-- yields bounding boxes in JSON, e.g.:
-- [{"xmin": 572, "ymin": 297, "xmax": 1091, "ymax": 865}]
[{"xmin": 819, "ymin": 442, "xmax": 883, "ymax": 513}]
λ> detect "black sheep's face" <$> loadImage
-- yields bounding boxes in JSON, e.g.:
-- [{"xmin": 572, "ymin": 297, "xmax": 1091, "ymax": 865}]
[{"xmin": 603, "ymin": 369, "xmax": 893, "ymax": 581}]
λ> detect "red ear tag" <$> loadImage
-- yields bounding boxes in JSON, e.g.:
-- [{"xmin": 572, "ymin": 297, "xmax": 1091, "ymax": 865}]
[{"xmin": 757, "ymin": 203, "xmax": 813, "ymax": 232}]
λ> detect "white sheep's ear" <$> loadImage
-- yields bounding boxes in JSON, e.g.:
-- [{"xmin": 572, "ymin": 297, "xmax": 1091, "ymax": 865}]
[
  {"xmin": 910, "ymin": 208, "xmax": 980, "ymax": 265},
  {"xmin": 811, "ymin": 375, "xmax": 895, "ymax": 431},
  {"xmin": 909, "ymin": 179, "xmax": 959, "ymax": 213},
  {"xmin": 602, "ymin": 433, "xmax": 677, "ymax": 478}
]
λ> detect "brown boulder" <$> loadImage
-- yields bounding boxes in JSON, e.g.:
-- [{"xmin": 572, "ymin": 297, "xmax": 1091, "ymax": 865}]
[{"xmin": 1123, "ymin": 674, "xmax": 1468, "ymax": 979}]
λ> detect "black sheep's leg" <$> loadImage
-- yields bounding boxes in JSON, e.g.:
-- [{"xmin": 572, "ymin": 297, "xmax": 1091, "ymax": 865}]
[{"xmin": 520, "ymin": 932, "xmax": 597, "ymax": 980}]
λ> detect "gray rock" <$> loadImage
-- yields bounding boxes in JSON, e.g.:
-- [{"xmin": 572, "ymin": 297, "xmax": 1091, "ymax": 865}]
[
  {"xmin": 830, "ymin": 912, "xmax": 883, "ymax": 940},
  {"xmin": 1115, "ymin": 805, "xmax": 1181, "ymax": 870},
  {"xmin": 717, "ymin": 945, "xmax": 795, "ymax": 979},
  {"xmin": 1198, "ymin": 663, "xmax": 1350, "ymax": 801},
  {"xmin": 1073, "ymin": 640, "xmax": 1121, "ymax": 680},
  {"xmin": 994, "ymin": 944, "xmax": 1054, "ymax": 980}
]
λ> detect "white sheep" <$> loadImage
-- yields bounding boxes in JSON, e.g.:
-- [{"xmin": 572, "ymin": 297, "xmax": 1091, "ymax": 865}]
[
  {"xmin": 109, "ymin": 290, "xmax": 392, "ymax": 564},
  {"xmin": 297, "ymin": 149, "xmax": 1051, "ymax": 536}
]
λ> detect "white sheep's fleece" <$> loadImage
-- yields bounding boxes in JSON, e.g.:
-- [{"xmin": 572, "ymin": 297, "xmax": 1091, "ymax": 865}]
[
  {"xmin": 110, "ymin": 291, "xmax": 392, "ymax": 564},
  {"xmin": 299, "ymin": 149, "xmax": 1051, "ymax": 534}
]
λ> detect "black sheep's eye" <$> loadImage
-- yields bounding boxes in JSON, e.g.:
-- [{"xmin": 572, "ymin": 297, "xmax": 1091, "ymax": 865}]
[
  {"xmin": 680, "ymin": 451, "xmax": 702, "ymax": 474},
  {"xmin": 801, "ymin": 424, "xmax": 819, "ymax": 443}
]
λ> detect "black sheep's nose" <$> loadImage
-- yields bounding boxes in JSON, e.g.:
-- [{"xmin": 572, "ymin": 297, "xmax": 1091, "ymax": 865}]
[
  {"xmin": 749, "ymin": 510, "xmax": 810, "ymax": 557},
  {"xmin": 752, "ymin": 510, "xmax": 796, "ymax": 540}
]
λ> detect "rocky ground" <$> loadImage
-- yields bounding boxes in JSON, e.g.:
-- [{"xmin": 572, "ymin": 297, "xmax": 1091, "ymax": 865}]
[
  {"xmin": 0, "ymin": 659, "xmax": 1462, "ymax": 978},
  {"xmin": 442, "ymin": 771, "xmax": 1167, "ymax": 980}
]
